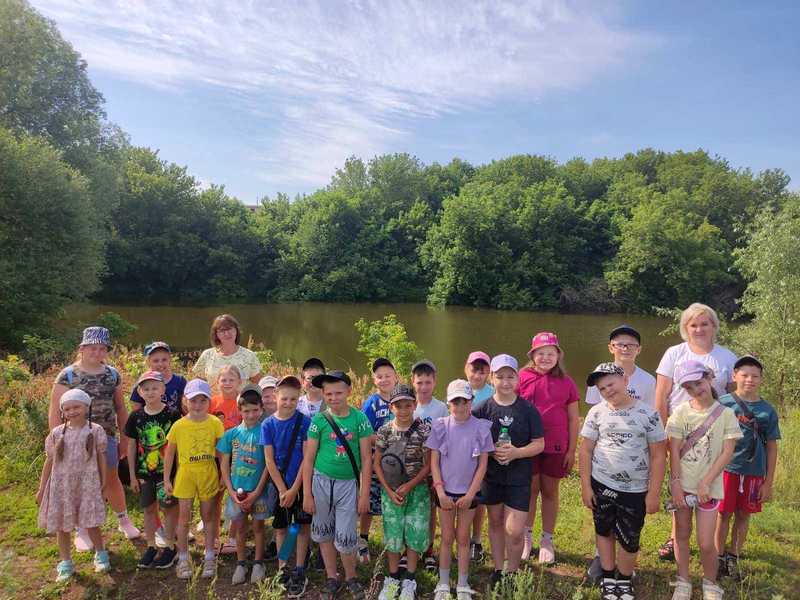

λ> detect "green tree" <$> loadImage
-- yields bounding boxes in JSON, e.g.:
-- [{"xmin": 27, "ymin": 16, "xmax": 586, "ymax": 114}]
[{"xmin": 355, "ymin": 314, "xmax": 423, "ymax": 376}]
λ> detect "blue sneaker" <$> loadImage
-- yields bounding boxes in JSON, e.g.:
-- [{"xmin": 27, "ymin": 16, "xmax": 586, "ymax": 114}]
[
  {"xmin": 56, "ymin": 559, "xmax": 74, "ymax": 582},
  {"xmin": 94, "ymin": 549, "xmax": 111, "ymax": 573}
]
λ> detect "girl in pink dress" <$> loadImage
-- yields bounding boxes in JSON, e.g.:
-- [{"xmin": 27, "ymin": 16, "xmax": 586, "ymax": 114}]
[
  {"xmin": 37, "ymin": 389, "xmax": 110, "ymax": 582},
  {"xmin": 518, "ymin": 332, "xmax": 580, "ymax": 564}
]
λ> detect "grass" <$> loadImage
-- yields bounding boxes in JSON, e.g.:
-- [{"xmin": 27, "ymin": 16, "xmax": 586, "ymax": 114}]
[{"xmin": 1, "ymin": 351, "xmax": 798, "ymax": 599}]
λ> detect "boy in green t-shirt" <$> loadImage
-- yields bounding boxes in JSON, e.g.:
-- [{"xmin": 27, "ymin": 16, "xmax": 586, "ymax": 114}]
[{"xmin": 303, "ymin": 371, "xmax": 372, "ymax": 600}]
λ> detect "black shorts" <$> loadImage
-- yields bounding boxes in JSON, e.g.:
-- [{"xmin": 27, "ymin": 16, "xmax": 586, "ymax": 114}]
[
  {"xmin": 480, "ymin": 481, "xmax": 531, "ymax": 512},
  {"xmin": 272, "ymin": 489, "xmax": 312, "ymax": 529},
  {"xmin": 139, "ymin": 478, "xmax": 177, "ymax": 509},
  {"xmin": 591, "ymin": 478, "xmax": 646, "ymax": 554},
  {"xmin": 434, "ymin": 490, "xmax": 480, "ymax": 510}
]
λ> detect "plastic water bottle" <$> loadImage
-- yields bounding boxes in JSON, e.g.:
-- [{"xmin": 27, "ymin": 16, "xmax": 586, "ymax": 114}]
[
  {"xmin": 664, "ymin": 494, "xmax": 699, "ymax": 512},
  {"xmin": 497, "ymin": 428, "xmax": 512, "ymax": 466},
  {"xmin": 237, "ymin": 488, "xmax": 250, "ymax": 513},
  {"xmin": 278, "ymin": 523, "xmax": 300, "ymax": 561}
]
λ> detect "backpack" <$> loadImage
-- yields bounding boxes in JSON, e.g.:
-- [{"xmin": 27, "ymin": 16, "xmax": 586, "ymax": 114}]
[{"xmin": 380, "ymin": 419, "xmax": 421, "ymax": 490}]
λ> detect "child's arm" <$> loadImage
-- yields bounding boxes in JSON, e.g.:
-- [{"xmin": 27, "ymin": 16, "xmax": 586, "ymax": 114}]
[
  {"xmin": 697, "ymin": 438, "xmax": 736, "ymax": 503},
  {"xmin": 163, "ymin": 442, "xmax": 177, "ymax": 496},
  {"xmin": 36, "ymin": 455, "xmax": 53, "ymax": 505},
  {"xmin": 496, "ymin": 435, "xmax": 544, "ymax": 464},
  {"xmin": 96, "ymin": 447, "xmax": 107, "ymax": 491},
  {"xmin": 430, "ymin": 449, "xmax": 454, "ymax": 510},
  {"xmin": 127, "ymin": 438, "xmax": 139, "ymax": 493},
  {"xmin": 113, "ymin": 384, "xmax": 130, "ymax": 460},
  {"xmin": 395, "ymin": 448, "xmax": 431, "ymax": 500},
  {"xmin": 456, "ymin": 452, "xmax": 488, "ymax": 509},
  {"xmin": 264, "ymin": 445, "xmax": 288, "ymax": 495},
  {"xmin": 654, "ymin": 375, "xmax": 672, "ymax": 426},
  {"xmin": 668, "ymin": 436, "xmax": 687, "ymax": 508},
  {"xmin": 760, "ymin": 440, "xmax": 778, "ymax": 502},
  {"xmin": 219, "ymin": 450, "xmax": 237, "ymax": 500},
  {"xmin": 578, "ymin": 437, "xmax": 596, "ymax": 510},
  {"xmin": 302, "ymin": 438, "xmax": 319, "ymax": 515},
  {"xmin": 564, "ymin": 401, "xmax": 580, "ymax": 470},
  {"xmin": 357, "ymin": 435, "xmax": 372, "ymax": 515},
  {"xmin": 646, "ymin": 440, "xmax": 667, "ymax": 513},
  {"xmin": 288, "ymin": 439, "xmax": 308, "ymax": 497}
]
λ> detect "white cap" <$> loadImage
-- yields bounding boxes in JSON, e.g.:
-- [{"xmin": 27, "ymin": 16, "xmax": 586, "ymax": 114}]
[
  {"xmin": 446, "ymin": 379, "xmax": 473, "ymax": 402},
  {"xmin": 490, "ymin": 354, "xmax": 518, "ymax": 373},
  {"xmin": 60, "ymin": 388, "xmax": 91, "ymax": 409},
  {"xmin": 258, "ymin": 375, "xmax": 278, "ymax": 389}
]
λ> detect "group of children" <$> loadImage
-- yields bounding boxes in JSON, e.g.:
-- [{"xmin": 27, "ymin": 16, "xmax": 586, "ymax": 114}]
[{"xmin": 36, "ymin": 315, "xmax": 781, "ymax": 600}]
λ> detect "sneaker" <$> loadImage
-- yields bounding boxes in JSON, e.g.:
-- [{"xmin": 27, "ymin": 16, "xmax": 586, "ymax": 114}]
[
  {"xmin": 155, "ymin": 526, "xmax": 169, "ymax": 548},
  {"xmin": 232, "ymin": 561, "xmax": 248, "ymax": 585},
  {"xmin": 287, "ymin": 568, "xmax": 309, "ymax": 598},
  {"xmin": 201, "ymin": 556, "xmax": 216, "ymax": 578},
  {"xmin": 398, "ymin": 578, "xmax": 417, "ymax": 600},
  {"xmin": 601, "ymin": 578, "xmax": 619, "ymax": 600},
  {"xmin": 489, "ymin": 570, "xmax": 504, "ymax": 589},
  {"xmin": 94, "ymin": 549, "xmax": 111, "ymax": 573},
  {"xmin": 378, "ymin": 576, "xmax": 401, "ymax": 600},
  {"xmin": 138, "ymin": 546, "xmax": 158, "ymax": 569},
  {"xmin": 538, "ymin": 536, "xmax": 555, "ymax": 564},
  {"xmin": 725, "ymin": 553, "xmax": 741, "ymax": 582},
  {"xmin": 702, "ymin": 579, "xmax": 724, "ymax": 600},
  {"xmin": 433, "ymin": 583, "xmax": 451, "ymax": 600},
  {"xmin": 153, "ymin": 546, "xmax": 178, "ymax": 569},
  {"xmin": 320, "ymin": 577, "xmax": 343, "ymax": 600},
  {"xmin": 521, "ymin": 528, "xmax": 533, "ymax": 561},
  {"xmin": 55, "ymin": 559, "xmax": 74, "ymax": 583},
  {"xmin": 424, "ymin": 553, "xmax": 438, "ymax": 573},
  {"xmin": 357, "ymin": 537, "xmax": 370, "ymax": 564},
  {"xmin": 456, "ymin": 584, "xmax": 476, "ymax": 600},
  {"xmin": 176, "ymin": 558, "xmax": 193, "ymax": 580},
  {"xmin": 220, "ymin": 537, "xmax": 237, "ymax": 555},
  {"xmin": 74, "ymin": 528, "xmax": 94, "ymax": 552},
  {"xmin": 469, "ymin": 541, "xmax": 484, "ymax": 562},
  {"xmin": 117, "ymin": 516, "xmax": 141, "ymax": 540},
  {"xmin": 671, "ymin": 577, "xmax": 692, "ymax": 600},
  {"xmin": 587, "ymin": 555, "xmax": 603, "ymax": 585},
  {"xmin": 251, "ymin": 561, "xmax": 266, "ymax": 584},
  {"xmin": 264, "ymin": 539, "xmax": 278, "ymax": 560},
  {"xmin": 277, "ymin": 568, "xmax": 292, "ymax": 588},
  {"xmin": 616, "ymin": 579, "xmax": 635, "ymax": 600},
  {"xmin": 346, "ymin": 578, "xmax": 366, "ymax": 600}
]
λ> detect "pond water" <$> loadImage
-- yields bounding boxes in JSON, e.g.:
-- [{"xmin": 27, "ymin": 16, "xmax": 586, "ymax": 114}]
[{"xmin": 69, "ymin": 303, "xmax": 678, "ymax": 401}]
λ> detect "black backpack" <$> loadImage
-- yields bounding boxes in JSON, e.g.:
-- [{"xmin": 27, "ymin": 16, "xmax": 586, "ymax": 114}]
[{"xmin": 380, "ymin": 419, "xmax": 421, "ymax": 490}]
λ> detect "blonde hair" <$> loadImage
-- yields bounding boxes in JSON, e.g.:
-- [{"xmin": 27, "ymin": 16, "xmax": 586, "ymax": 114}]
[
  {"xmin": 679, "ymin": 303, "xmax": 719, "ymax": 342},
  {"xmin": 55, "ymin": 410, "xmax": 95, "ymax": 463},
  {"xmin": 216, "ymin": 364, "xmax": 242, "ymax": 381},
  {"xmin": 523, "ymin": 348, "xmax": 568, "ymax": 378}
]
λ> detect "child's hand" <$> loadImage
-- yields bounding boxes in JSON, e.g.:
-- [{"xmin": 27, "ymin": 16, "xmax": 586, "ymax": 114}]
[
  {"xmin": 388, "ymin": 489, "xmax": 404, "ymax": 506},
  {"xmin": 581, "ymin": 486, "xmax": 596, "ymax": 510},
  {"xmin": 562, "ymin": 452, "xmax": 576, "ymax": 472},
  {"xmin": 130, "ymin": 478, "xmax": 141, "ymax": 494},
  {"xmin": 394, "ymin": 482, "xmax": 412, "ymax": 499},
  {"xmin": 303, "ymin": 493, "xmax": 315, "ymax": 515},
  {"xmin": 35, "ymin": 487, "xmax": 44, "ymax": 505},
  {"xmin": 455, "ymin": 493, "xmax": 473, "ymax": 510},
  {"xmin": 357, "ymin": 491, "xmax": 370, "ymax": 515},
  {"xmin": 759, "ymin": 481, "xmax": 773, "ymax": 503},
  {"xmin": 280, "ymin": 488, "xmax": 297, "ymax": 508},
  {"xmin": 164, "ymin": 479, "xmax": 174, "ymax": 497},
  {"xmin": 494, "ymin": 444, "xmax": 514, "ymax": 464},
  {"xmin": 241, "ymin": 492, "xmax": 258, "ymax": 511},
  {"xmin": 670, "ymin": 480, "xmax": 687, "ymax": 508},
  {"xmin": 645, "ymin": 490, "xmax": 660, "ymax": 514},
  {"xmin": 437, "ymin": 491, "xmax": 455, "ymax": 510},
  {"xmin": 696, "ymin": 481, "xmax": 711, "ymax": 504}
]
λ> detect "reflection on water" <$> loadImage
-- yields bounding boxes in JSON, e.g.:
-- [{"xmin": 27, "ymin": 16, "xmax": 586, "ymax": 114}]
[{"xmin": 68, "ymin": 302, "xmax": 678, "ymax": 402}]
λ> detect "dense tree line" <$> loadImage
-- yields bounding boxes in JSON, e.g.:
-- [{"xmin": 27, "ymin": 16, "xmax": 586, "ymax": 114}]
[{"xmin": 1, "ymin": 0, "xmax": 797, "ymax": 352}]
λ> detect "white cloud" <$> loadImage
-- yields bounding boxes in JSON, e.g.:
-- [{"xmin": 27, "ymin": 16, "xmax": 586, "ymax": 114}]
[{"xmin": 32, "ymin": 0, "xmax": 650, "ymax": 188}]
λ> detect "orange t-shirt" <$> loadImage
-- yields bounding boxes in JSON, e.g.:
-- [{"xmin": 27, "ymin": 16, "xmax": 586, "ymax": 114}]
[{"xmin": 209, "ymin": 395, "xmax": 241, "ymax": 430}]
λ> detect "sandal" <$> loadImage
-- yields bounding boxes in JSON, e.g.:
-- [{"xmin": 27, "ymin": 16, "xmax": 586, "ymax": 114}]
[
  {"xmin": 658, "ymin": 537, "xmax": 675, "ymax": 562},
  {"xmin": 320, "ymin": 577, "xmax": 343, "ymax": 600}
]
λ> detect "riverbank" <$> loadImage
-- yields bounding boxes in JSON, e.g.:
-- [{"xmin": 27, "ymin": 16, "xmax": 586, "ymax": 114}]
[{"xmin": 1, "ymin": 355, "xmax": 797, "ymax": 599}]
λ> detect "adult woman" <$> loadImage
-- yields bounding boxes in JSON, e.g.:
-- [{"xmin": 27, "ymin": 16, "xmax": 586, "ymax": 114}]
[
  {"xmin": 192, "ymin": 314, "xmax": 262, "ymax": 385},
  {"xmin": 654, "ymin": 303, "xmax": 736, "ymax": 561}
]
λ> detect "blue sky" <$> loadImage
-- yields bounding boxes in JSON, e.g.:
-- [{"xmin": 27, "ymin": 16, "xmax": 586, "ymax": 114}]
[{"xmin": 33, "ymin": 1, "xmax": 799, "ymax": 203}]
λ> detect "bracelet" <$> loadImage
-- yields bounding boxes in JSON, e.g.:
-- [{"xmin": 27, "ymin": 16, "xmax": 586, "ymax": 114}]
[{"xmin": 670, "ymin": 475, "xmax": 682, "ymax": 482}]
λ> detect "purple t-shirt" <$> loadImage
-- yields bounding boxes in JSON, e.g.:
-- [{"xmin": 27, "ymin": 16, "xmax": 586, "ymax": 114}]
[{"xmin": 426, "ymin": 415, "xmax": 494, "ymax": 495}]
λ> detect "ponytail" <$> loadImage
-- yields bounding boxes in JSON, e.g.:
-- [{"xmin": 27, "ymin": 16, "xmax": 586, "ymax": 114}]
[
  {"xmin": 85, "ymin": 414, "xmax": 95, "ymax": 461},
  {"xmin": 55, "ymin": 420, "xmax": 67, "ymax": 462}
]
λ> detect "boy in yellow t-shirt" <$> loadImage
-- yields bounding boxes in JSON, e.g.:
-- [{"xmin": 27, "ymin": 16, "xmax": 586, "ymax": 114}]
[{"xmin": 164, "ymin": 379, "xmax": 224, "ymax": 581}]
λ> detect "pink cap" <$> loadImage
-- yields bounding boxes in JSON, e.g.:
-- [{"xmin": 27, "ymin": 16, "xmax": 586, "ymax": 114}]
[
  {"xmin": 528, "ymin": 331, "xmax": 562, "ymax": 356},
  {"xmin": 466, "ymin": 351, "xmax": 490, "ymax": 365}
]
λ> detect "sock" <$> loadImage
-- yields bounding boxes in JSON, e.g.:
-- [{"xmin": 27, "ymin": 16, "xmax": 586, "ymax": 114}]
[
  {"xmin": 541, "ymin": 531, "xmax": 553, "ymax": 541},
  {"xmin": 439, "ymin": 568, "xmax": 449, "ymax": 586},
  {"xmin": 594, "ymin": 547, "xmax": 600, "ymax": 558},
  {"xmin": 204, "ymin": 548, "xmax": 216, "ymax": 560},
  {"xmin": 178, "ymin": 551, "xmax": 189, "ymax": 561},
  {"xmin": 617, "ymin": 572, "xmax": 632, "ymax": 581},
  {"xmin": 389, "ymin": 570, "xmax": 401, "ymax": 580},
  {"xmin": 116, "ymin": 511, "xmax": 128, "ymax": 521},
  {"xmin": 155, "ymin": 515, "xmax": 162, "ymax": 529},
  {"xmin": 602, "ymin": 569, "xmax": 616, "ymax": 580},
  {"xmin": 457, "ymin": 572, "xmax": 469, "ymax": 587}
]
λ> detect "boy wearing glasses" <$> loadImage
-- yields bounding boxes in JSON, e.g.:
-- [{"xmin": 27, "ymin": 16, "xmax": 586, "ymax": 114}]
[{"xmin": 586, "ymin": 325, "xmax": 656, "ymax": 409}]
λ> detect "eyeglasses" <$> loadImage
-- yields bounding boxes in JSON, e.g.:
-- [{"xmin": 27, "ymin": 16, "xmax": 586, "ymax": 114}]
[{"xmin": 611, "ymin": 342, "xmax": 640, "ymax": 350}]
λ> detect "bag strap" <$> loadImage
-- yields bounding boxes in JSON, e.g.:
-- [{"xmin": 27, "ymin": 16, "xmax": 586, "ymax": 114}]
[
  {"xmin": 279, "ymin": 412, "xmax": 304, "ymax": 477},
  {"xmin": 322, "ymin": 411, "xmax": 361, "ymax": 484},
  {"xmin": 679, "ymin": 403, "xmax": 725, "ymax": 459}
]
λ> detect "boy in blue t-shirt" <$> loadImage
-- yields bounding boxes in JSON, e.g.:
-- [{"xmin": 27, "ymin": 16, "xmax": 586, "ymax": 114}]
[
  {"xmin": 359, "ymin": 357, "xmax": 398, "ymax": 564},
  {"xmin": 130, "ymin": 342, "xmax": 187, "ymax": 414},
  {"xmin": 262, "ymin": 375, "xmax": 312, "ymax": 596},
  {"xmin": 217, "ymin": 385, "xmax": 271, "ymax": 585},
  {"xmin": 715, "ymin": 355, "xmax": 781, "ymax": 581}
]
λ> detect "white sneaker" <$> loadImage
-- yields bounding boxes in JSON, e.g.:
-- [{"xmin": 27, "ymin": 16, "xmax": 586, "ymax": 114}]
[
  {"xmin": 671, "ymin": 577, "xmax": 692, "ymax": 600},
  {"xmin": 399, "ymin": 579, "xmax": 417, "ymax": 600},
  {"xmin": 702, "ymin": 579, "xmax": 724, "ymax": 600},
  {"xmin": 155, "ymin": 526, "xmax": 169, "ymax": 548},
  {"xmin": 176, "ymin": 558, "xmax": 192, "ymax": 580},
  {"xmin": 201, "ymin": 557, "xmax": 216, "ymax": 578},
  {"xmin": 379, "ymin": 576, "xmax": 401, "ymax": 600},
  {"xmin": 456, "ymin": 584, "xmax": 476, "ymax": 600},
  {"xmin": 538, "ymin": 536, "xmax": 555, "ymax": 564},
  {"xmin": 250, "ymin": 561, "xmax": 266, "ymax": 583},
  {"xmin": 232, "ymin": 562, "xmax": 247, "ymax": 585},
  {"xmin": 521, "ymin": 528, "xmax": 532, "ymax": 561},
  {"xmin": 433, "ymin": 583, "xmax": 451, "ymax": 600}
]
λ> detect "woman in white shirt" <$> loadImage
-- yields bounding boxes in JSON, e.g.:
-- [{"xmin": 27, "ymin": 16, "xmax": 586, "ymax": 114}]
[{"xmin": 192, "ymin": 314, "xmax": 263, "ymax": 385}]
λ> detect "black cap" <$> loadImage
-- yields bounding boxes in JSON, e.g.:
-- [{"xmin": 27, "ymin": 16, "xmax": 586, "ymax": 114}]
[
  {"xmin": 312, "ymin": 370, "xmax": 351, "ymax": 388},
  {"xmin": 302, "ymin": 357, "xmax": 326, "ymax": 372},
  {"xmin": 734, "ymin": 355, "xmax": 763, "ymax": 371},
  {"xmin": 276, "ymin": 375, "xmax": 303, "ymax": 388},
  {"xmin": 411, "ymin": 359, "xmax": 437, "ymax": 374},
  {"xmin": 389, "ymin": 383, "xmax": 416, "ymax": 404},
  {"xmin": 372, "ymin": 357, "xmax": 395, "ymax": 373},
  {"xmin": 586, "ymin": 362, "xmax": 625, "ymax": 387},
  {"xmin": 609, "ymin": 325, "xmax": 641, "ymax": 343}
]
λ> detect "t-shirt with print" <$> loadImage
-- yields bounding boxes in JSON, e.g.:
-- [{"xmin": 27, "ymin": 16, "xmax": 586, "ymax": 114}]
[
  {"xmin": 261, "ymin": 411, "xmax": 311, "ymax": 487},
  {"xmin": 298, "ymin": 395, "xmax": 325, "ymax": 418},
  {"xmin": 166, "ymin": 415, "xmax": 224, "ymax": 471},
  {"xmin": 518, "ymin": 369, "xmax": 580, "ymax": 454},
  {"xmin": 375, "ymin": 418, "xmax": 431, "ymax": 482},
  {"xmin": 193, "ymin": 346, "xmax": 262, "ymax": 382},
  {"xmin": 413, "ymin": 397, "xmax": 449, "ymax": 425},
  {"xmin": 425, "ymin": 415, "xmax": 494, "ymax": 495},
  {"xmin": 581, "ymin": 401, "xmax": 666, "ymax": 493},
  {"xmin": 473, "ymin": 396, "xmax": 543, "ymax": 486},
  {"xmin": 216, "ymin": 422, "xmax": 266, "ymax": 492},
  {"xmin": 666, "ymin": 401, "xmax": 742, "ymax": 499},
  {"xmin": 718, "ymin": 394, "xmax": 781, "ymax": 477},
  {"xmin": 362, "ymin": 392, "xmax": 393, "ymax": 432},
  {"xmin": 209, "ymin": 395, "xmax": 241, "ymax": 430},
  {"xmin": 308, "ymin": 408, "xmax": 372, "ymax": 480},
  {"xmin": 471, "ymin": 384, "xmax": 495, "ymax": 410},
  {"xmin": 124, "ymin": 406, "xmax": 181, "ymax": 479},
  {"xmin": 130, "ymin": 374, "xmax": 187, "ymax": 414},
  {"xmin": 657, "ymin": 343, "xmax": 736, "ymax": 415},
  {"xmin": 56, "ymin": 365, "xmax": 121, "ymax": 436},
  {"xmin": 585, "ymin": 367, "xmax": 656, "ymax": 409}
]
